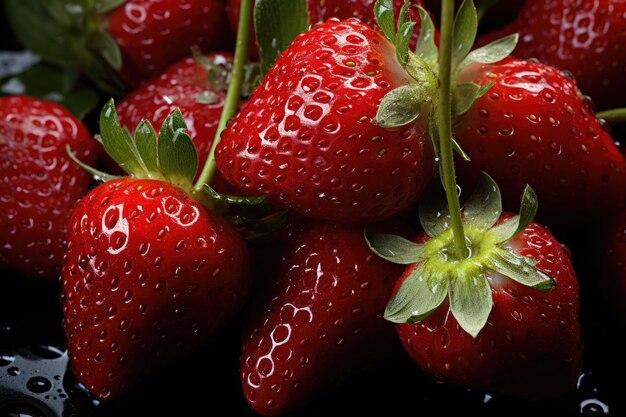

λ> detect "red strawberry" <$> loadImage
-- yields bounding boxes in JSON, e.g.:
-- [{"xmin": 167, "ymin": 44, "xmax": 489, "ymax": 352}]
[
  {"xmin": 454, "ymin": 58, "xmax": 626, "ymax": 227},
  {"xmin": 241, "ymin": 220, "xmax": 408, "ymax": 415},
  {"xmin": 6, "ymin": 0, "xmax": 230, "ymax": 91},
  {"xmin": 216, "ymin": 19, "xmax": 434, "ymax": 224},
  {"xmin": 62, "ymin": 102, "xmax": 250, "ymax": 400},
  {"xmin": 0, "ymin": 96, "xmax": 98, "ymax": 280},
  {"xmin": 366, "ymin": 175, "xmax": 582, "ymax": 400},
  {"xmin": 113, "ymin": 52, "xmax": 232, "ymax": 179},
  {"xmin": 226, "ymin": 0, "xmax": 433, "ymax": 60},
  {"xmin": 477, "ymin": 0, "xmax": 626, "ymax": 109}
]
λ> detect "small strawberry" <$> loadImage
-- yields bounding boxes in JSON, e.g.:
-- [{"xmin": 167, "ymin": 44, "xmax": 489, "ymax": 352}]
[
  {"xmin": 367, "ymin": 174, "xmax": 582, "ymax": 400},
  {"xmin": 241, "ymin": 220, "xmax": 409, "ymax": 416},
  {"xmin": 113, "ymin": 52, "xmax": 233, "ymax": 176},
  {"xmin": 62, "ymin": 101, "xmax": 251, "ymax": 400},
  {"xmin": 5, "ymin": 0, "xmax": 230, "ymax": 92},
  {"xmin": 216, "ymin": 17, "xmax": 436, "ymax": 224},
  {"xmin": 454, "ymin": 57, "xmax": 626, "ymax": 226},
  {"xmin": 0, "ymin": 96, "xmax": 98, "ymax": 280},
  {"xmin": 226, "ymin": 0, "xmax": 431, "ymax": 58},
  {"xmin": 477, "ymin": 0, "xmax": 626, "ymax": 109}
]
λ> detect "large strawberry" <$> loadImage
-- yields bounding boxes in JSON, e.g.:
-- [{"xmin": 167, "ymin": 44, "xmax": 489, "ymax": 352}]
[
  {"xmin": 241, "ymin": 220, "xmax": 409, "ymax": 415},
  {"xmin": 367, "ymin": 174, "xmax": 582, "ymax": 399},
  {"xmin": 454, "ymin": 57, "xmax": 626, "ymax": 226},
  {"xmin": 5, "ymin": 0, "xmax": 230, "ymax": 92},
  {"xmin": 477, "ymin": 0, "xmax": 626, "ymax": 109},
  {"xmin": 113, "ymin": 52, "xmax": 233, "ymax": 174},
  {"xmin": 216, "ymin": 17, "xmax": 436, "ymax": 224},
  {"xmin": 62, "ymin": 101, "xmax": 251, "ymax": 400},
  {"xmin": 226, "ymin": 0, "xmax": 430, "ymax": 58},
  {"xmin": 0, "ymin": 96, "xmax": 98, "ymax": 280}
]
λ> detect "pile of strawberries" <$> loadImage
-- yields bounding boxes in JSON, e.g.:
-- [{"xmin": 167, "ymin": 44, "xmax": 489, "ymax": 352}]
[{"xmin": 1, "ymin": 0, "xmax": 625, "ymax": 415}]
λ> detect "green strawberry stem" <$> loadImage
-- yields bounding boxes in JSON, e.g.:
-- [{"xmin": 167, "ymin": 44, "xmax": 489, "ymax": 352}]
[
  {"xmin": 193, "ymin": 0, "xmax": 254, "ymax": 192},
  {"xmin": 436, "ymin": 0, "xmax": 469, "ymax": 259},
  {"xmin": 596, "ymin": 108, "xmax": 626, "ymax": 125}
]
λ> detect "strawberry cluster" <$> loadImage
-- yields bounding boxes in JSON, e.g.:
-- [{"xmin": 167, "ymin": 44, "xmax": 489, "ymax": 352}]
[{"xmin": 1, "ymin": 0, "xmax": 625, "ymax": 416}]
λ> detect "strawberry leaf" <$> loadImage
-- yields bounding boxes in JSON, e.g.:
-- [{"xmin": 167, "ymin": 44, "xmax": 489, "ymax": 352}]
[
  {"xmin": 134, "ymin": 120, "xmax": 159, "ymax": 174},
  {"xmin": 452, "ymin": 138, "xmax": 471, "ymax": 161},
  {"xmin": 364, "ymin": 232, "xmax": 425, "ymax": 264},
  {"xmin": 415, "ymin": 7, "xmax": 438, "ymax": 69},
  {"xmin": 491, "ymin": 249, "xmax": 555, "ymax": 292},
  {"xmin": 255, "ymin": 0, "xmax": 309, "ymax": 75},
  {"xmin": 157, "ymin": 110, "xmax": 198, "ymax": 188},
  {"xmin": 490, "ymin": 185, "xmax": 538, "ymax": 242},
  {"xmin": 453, "ymin": 82, "xmax": 493, "ymax": 117},
  {"xmin": 396, "ymin": 21, "xmax": 417, "ymax": 66},
  {"xmin": 374, "ymin": 0, "xmax": 396, "ymax": 42},
  {"xmin": 91, "ymin": 30, "xmax": 123, "ymax": 71},
  {"xmin": 452, "ymin": 0, "xmax": 478, "ymax": 67},
  {"xmin": 384, "ymin": 264, "xmax": 449, "ymax": 323},
  {"xmin": 374, "ymin": 85, "xmax": 424, "ymax": 128},
  {"xmin": 94, "ymin": 0, "xmax": 127, "ymax": 13},
  {"xmin": 66, "ymin": 145, "xmax": 120, "ymax": 183},
  {"xmin": 459, "ymin": 33, "xmax": 519, "ymax": 70},
  {"xmin": 449, "ymin": 268, "xmax": 492, "ymax": 338},
  {"xmin": 463, "ymin": 172, "xmax": 502, "ymax": 230},
  {"xmin": 419, "ymin": 183, "xmax": 452, "ymax": 237}
]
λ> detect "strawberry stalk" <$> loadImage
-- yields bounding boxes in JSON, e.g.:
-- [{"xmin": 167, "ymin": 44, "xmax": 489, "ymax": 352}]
[
  {"xmin": 435, "ymin": 0, "xmax": 469, "ymax": 259},
  {"xmin": 193, "ymin": 0, "xmax": 254, "ymax": 192},
  {"xmin": 596, "ymin": 108, "xmax": 626, "ymax": 125}
]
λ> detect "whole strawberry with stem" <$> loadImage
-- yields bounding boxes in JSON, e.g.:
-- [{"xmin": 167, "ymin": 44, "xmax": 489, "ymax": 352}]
[
  {"xmin": 241, "ymin": 220, "xmax": 409, "ymax": 416},
  {"xmin": 367, "ymin": 0, "xmax": 581, "ymax": 401},
  {"xmin": 453, "ymin": 57, "xmax": 626, "ymax": 227},
  {"xmin": 216, "ymin": 10, "xmax": 439, "ymax": 224},
  {"xmin": 477, "ymin": 0, "xmax": 626, "ymax": 109},
  {"xmin": 0, "ymin": 96, "xmax": 98, "ymax": 281},
  {"xmin": 5, "ymin": 0, "xmax": 230, "ymax": 92},
  {"xmin": 63, "ymin": 102, "xmax": 252, "ymax": 401}
]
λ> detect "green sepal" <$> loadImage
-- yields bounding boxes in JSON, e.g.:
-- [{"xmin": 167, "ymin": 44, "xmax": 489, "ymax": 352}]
[
  {"xmin": 415, "ymin": 6, "xmax": 438, "ymax": 70},
  {"xmin": 449, "ymin": 267, "xmax": 492, "ymax": 338},
  {"xmin": 491, "ymin": 249, "xmax": 555, "ymax": 292},
  {"xmin": 463, "ymin": 172, "xmax": 502, "ymax": 230},
  {"xmin": 384, "ymin": 264, "xmax": 449, "ymax": 324},
  {"xmin": 419, "ymin": 183, "xmax": 451, "ymax": 237},
  {"xmin": 453, "ymin": 82, "xmax": 493, "ymax": 117},
  {"xmin": 255, "ymin": 0, "xmax": 309, "ymax": 75},
  {"xmin": 374, "ymin": 85, "xmax": 424, "ymax": 128},
  {"xmin": 459, "ymin": 33, "xmax": 519, "ymax": 71},
  {"xmin": 490, "ymin": 185, "xmax": 538, "ymax": 242},
  {"xmin": 91, "ymin": 30, "xmax": 123, "ymax": 71},
  {"xmin": 452, "ymin": 138, "xmax": 471, "ymax": 161},
  {"xmin": 134, "ymin": 120, "xmax": 158, "ymax": 174},
  {"xmin": 364, "ymin": 231, "xmax": 425, "ymax": 265},
  {"xmin": 396, "ymin": 21, "xmax": 417, "ymax": 67},
  {"xmin": 374, "ymin": 0, "xmax": 396, "ymax": 42},
  {"xmin": 94, "ymin": 0, "xmax": 127, "ymax": 13},
  {"xmin": 197, "ymin": 91, "xmax": 219, "ymax": 104},
  {"xmin": 66, "ymin": 145, "xmax": 120, "ymax": 183},
  {"xmin": 157, "ymin": 109, "xmax": 198, "ymax": 188},
  {"xmin": 452, "ymin": 0, "xmax": 478, "ymax": 67},
  {"xmin": 203, "ymin": 185, "xmax": 266, "ymax": 207}
]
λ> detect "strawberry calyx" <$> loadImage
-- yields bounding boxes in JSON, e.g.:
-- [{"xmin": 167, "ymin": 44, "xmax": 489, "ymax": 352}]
[{"xmin": 366, "ymin": 173, "xmax": 554, "ymax": 338}]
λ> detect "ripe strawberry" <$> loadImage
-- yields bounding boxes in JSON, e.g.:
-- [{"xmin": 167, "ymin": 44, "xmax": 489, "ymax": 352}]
[
  {"xmin": 454, "ymin": 58, "xmax": 626, "ymax": 227},
  {"xmin": 367, "ymin": 175, "xmax": 582, "ymax": 400},
  {"xmin": 241, "ymin": 220, "xmax": 408, "ymax": 415},
  {"xmin": 216, "ymin": 19, "xmax": 434, "ymax": 224},
  {"xmin": 62, "ymin": 102, "xmax": 250, "ymax": 400},
  {"xmin": 113, "ymin": 52, "xmax": 232, "ymax": 175},
  {"xmin": 226, "ymin": 0, "xmax": 433, "ymax": 61},
  {"xmin": 6, "ymin": 0, "xmax": 230, "ymax": 91},
  {"xmin": 477, "ymin": 0, "xmax": 626, "ymax": 109},
  {"xmin": 0, "ymin": 96, "xmax": 98, "ymax": 280}
]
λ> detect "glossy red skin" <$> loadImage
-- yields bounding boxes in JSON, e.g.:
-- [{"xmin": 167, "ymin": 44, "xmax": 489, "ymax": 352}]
[
  {"xmin": 62, "ymin": 178, "xmax": 250, "ymax": 401},
  {"xmin": 397, "ymin": 213, "xmax": 582, "ymax": 400},
  {"xmin": 114, "ymin": 53, "xmax": 231, "ymax": 179},
  {"xmin": 226, "ymin": 0, "xmax": 430, "ymax": 59},
  {"xmin": 241, "ymin": 221, "xmax": 406, "ymax": 415},
  {"xmin": 216, "ymin": 20, "xmax": 434, "ymax": 224},
  {"xmin": 105, "ymin": 0, "xmax": 230, "ymax": 87},
  {"xmin": 478, "ymin": 0, "xmax": 626, "ymax": 109},
  {"xmin": 0, "ymin": 96, "xmax": 98, "ymax": 280},
  {"xmin": 603, "ymin": 207, "xmax": 626, "ymax": 321},
  {"xmin": 454, "ymin": 58, "xmax": 626, "ymax": 227}
]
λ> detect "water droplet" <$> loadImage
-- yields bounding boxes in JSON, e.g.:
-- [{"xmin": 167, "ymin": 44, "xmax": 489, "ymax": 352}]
[
  {"xmin": 7, "ymin": 366, "xmax": 20, "ymax": 376},
  {"xmin": 27, "ymin": 376, "xmax": 51, "ymax": 393}
]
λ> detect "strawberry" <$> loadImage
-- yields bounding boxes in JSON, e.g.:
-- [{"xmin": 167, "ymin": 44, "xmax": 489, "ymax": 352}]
[
  {"xmin": 241, "ymin": 220, "xmax": 408, "ymax": 415},
  {"xmin": 477, "ymin": 0, "xmax": 626, "ymax": 109},
  {"xmin": 215, "ymin": 18, "xmax": 435, "ymax": 224},
  {"xmin": 62, "ymin": 102, "xmax": 251, "ymax": 400},
  {"xmin": 0, "ymin": 96, "xmax": 98, "ymax": 280},
  {"xmin": 226, "ymin": 0, "xmax": 431, "ymax": 58},
  {"xmin": 366, "ymin": 174, "xmax": 582, "ymax": 400},
  {"xmin": 112, "ymin": 52, "xmax": 232, "ymax": 177},
  {"xmin": 5, "ymin": 0, "xmax": 230, "ymax": 92},
  {"xmin": 454, "ymin": 57, "xmax": 626, "ymax": 227}
]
